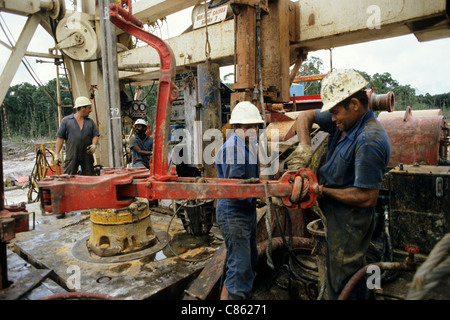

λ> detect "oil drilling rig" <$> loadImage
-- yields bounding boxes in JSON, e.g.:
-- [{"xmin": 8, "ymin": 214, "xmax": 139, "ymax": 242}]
[{"xmin": 0, "ymin": 0, "xmax": 449, "ymax": 300}]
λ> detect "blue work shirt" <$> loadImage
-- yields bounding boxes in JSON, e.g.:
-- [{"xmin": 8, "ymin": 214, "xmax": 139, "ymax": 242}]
[
  {"xmin": 315, "ymin": 108, "xmax": 391, "ymax": 189},
  {"xmin": 130, "ymin": 135, "xmax": 153, "ymax": 169},
  {"xmin": 215, "ymin": 132, "xmax": 260, "ymax": 212},
  {"xmin": 315, "ymin": 108, "xmax": 391, "ymax": 300},
  {"xmin": 215, "ymin": 131, "xmax": 260, "ymax": 299}
]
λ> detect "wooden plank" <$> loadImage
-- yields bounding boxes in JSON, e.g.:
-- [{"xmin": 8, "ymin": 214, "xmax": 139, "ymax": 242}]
[{"xmin": 182, "ymin": 243, "xmax": 226, "ymax": 300}]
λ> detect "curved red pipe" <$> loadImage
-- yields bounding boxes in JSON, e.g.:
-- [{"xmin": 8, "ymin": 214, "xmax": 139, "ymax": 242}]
[
  {"xmin": 38, "ymin": 292, "xmax": 116, "ymax": 300},
  {"xmin": 257, "ymin": 236, "xmax": 313, "ymax": 258}
]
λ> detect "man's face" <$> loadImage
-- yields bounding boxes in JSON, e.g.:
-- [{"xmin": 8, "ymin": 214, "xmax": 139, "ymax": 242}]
[
  {"xmin": 329, "ymin": 101, "xmax": 359, "ymax": 133},
  {"xmin": 81, "ymin": 105, "xmax": 92, "ymax": 117},
  {"xmin": 135, "ymin": 124, "xmax": 146, "ymax": 134},
  {"xmin": 234, "ymin": 123, "xmax": 259, "ymax": 143}
]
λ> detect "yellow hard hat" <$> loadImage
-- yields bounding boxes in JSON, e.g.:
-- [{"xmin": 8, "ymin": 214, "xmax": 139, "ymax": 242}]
[
  {"xmin": 320, "ymin": 69, "xmax": 368, "ymax": 112},
  {"xmin": 74, "ymin": 96, "xmax": 92, "ymax": 108},
  {"xmin": 230, "ymin": 101, "xmax": 264, "ymax": 125}
]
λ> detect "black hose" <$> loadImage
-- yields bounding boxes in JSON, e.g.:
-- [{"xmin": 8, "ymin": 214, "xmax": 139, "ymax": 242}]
[{"xmin": 273, "ymin": 206, "xmax": 318, "ymax": 272}]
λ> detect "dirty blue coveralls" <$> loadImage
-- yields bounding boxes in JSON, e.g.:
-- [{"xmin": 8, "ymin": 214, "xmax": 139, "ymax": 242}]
[
  {"xmin": 215, "ymin": 132, "xmax": 259, "ymax": 300},
  {"xmin": 129, "ymin": 135, "xmax": 153, "ymax": 169},
  {"xmin": 57, "ymin": 114, "xmax": 99, "ymax": 176},
  {"xmin": 315, "ymin": 109, "xmax": 391, "ymax": 300}
]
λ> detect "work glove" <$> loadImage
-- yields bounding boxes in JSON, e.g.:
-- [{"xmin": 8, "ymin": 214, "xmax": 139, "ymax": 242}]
[
  {"xmin": 285, "ymin": 142, "xmax": 313, "ymax": 171},
  {"xmin": 54, "ymin": 153, "xmax": 62, "ymax": 166},
  {"xmin": 86, "ymin": 144, "xmax": 97, "ymax": 155}
]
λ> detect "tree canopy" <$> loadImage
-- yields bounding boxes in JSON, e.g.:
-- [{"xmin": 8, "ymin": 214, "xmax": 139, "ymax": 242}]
[{"xmin": 296, "ymin": 57, "xmax": 449, "ymax": 116}]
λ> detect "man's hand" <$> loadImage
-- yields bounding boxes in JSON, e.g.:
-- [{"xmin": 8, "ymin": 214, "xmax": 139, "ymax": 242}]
[
  {"xmin": 54, "ymin": 153, "xmax": 62, "ymax": 166},
  {"xmin": 86, "ymin": 144, "xmax": 97, "ymax": 155},
  {"xmin": 285, "ymin": 143, "xmax": 313, "ymax": 170}
]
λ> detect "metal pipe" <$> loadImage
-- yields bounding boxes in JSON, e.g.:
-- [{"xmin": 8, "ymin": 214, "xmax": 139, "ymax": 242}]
[
  {"xmin": 109, "ymin": 2, "xmax": 177, "ymax": 180},
  {"xmin": 255, "ymin": 1, "xmax": 273, "ymax": 179},
  {"xmin": 366, "ymin": 90, "xmax": 395, "ymax": 112}
]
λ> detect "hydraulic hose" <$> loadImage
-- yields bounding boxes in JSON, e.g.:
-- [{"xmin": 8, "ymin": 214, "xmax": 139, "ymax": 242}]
[{"xmin": 337, "ymin": 261, "xmax": 416, "ymax": 300}]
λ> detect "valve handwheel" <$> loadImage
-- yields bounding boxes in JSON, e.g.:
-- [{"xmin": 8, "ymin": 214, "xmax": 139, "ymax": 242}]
[{"xmin": 405, "ymin": 244, "xmax": 419, "ymax": 254}]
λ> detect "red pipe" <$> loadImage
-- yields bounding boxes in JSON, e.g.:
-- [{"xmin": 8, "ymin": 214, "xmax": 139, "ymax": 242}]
[
  {"xmin": 109, "ymin": 3, "xmax": 177, "ymax": 181},
  {"xmin": 38, "ymin": 292, "xmax": 116, "ymax": 300},
  {"xmin": 337, "ymin": 262, "xmax": 415, "ymax": 300},
  {"xmin": 117, "ymin": 0, "xmax": 143, "ymax": 27},
  {"xmin": 257, "ymin": 236, "xmax": 313, "ymax": 257}
]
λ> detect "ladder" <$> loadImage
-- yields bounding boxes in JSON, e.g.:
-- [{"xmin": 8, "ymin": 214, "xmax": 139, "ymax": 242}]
[{"xmin": 55, "ymin": 54, "xmax": 74, "ymax": 124}]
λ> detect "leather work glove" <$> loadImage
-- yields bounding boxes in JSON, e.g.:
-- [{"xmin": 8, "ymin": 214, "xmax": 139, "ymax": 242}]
[
  {"xmin": 86, "ymin": 144, "xmax": 97, "ymax": 155},
  {"xmin": 285, "ymin": 142, "xmax": 313, "ymax": 171},
  {"xmin": 54, "ymin": 153, "xmax": 62, "ymax": 166}
]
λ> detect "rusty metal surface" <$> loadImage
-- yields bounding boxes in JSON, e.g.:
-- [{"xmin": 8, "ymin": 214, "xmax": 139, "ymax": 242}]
[
  {"xmin": 379, "ymin": 113, "xmax": 446, "ymax": 167},
  {"xmin": 38, "ymin": 169, "xmax": 318, "ymax": 215},
  {"xmin": 266, "ymin": 120, "xmax": 296, "ymax": 141}
]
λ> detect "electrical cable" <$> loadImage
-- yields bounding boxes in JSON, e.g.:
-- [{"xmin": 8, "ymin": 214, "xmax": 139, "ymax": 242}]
[{"xmin": 28, "ymin": 146, "xmax": 58, "ymax": 203}]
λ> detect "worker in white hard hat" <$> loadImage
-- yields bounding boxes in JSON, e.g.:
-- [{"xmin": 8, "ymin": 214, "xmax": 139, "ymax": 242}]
[
  {"xmin": 215, "ymin": 101, "xmax": 264, "ymax": 300},
  {"xmin": 55, "ymin": 96, "xmax": 100, "ymax": 176},
  {"xmin": 290, "ymin": 69, "xmax": 391, "ymax": 299},
  {"xmin": 129, "ymin": 118, "xmax": 153, "ymax": 169}
]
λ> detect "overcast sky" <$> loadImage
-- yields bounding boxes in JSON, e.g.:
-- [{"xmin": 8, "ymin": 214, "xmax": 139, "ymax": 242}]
[{"xmin": 0, "ymin": 5, "xmax": 449, "ymax": 97}]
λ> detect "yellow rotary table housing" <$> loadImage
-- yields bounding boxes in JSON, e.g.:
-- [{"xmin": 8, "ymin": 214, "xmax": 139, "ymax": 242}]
[{"xmin": 88, "ymin": 198, "xmax": 157, "ymax": 257}]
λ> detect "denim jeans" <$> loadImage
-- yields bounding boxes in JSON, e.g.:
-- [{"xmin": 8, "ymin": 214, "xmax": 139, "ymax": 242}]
[{"xmin": 216, "ymin": 202, "xmax": 258, "ymax": 300}]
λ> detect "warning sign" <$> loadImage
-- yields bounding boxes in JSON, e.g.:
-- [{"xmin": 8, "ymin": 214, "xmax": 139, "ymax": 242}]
[{"xmin": 193, "ymin": 5, "xmax": 228, "ymax": 29}]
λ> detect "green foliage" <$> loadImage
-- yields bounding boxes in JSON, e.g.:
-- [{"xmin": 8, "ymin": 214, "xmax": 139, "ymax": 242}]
[
  {"xmin": 296, "ymin": 56, "xmax": 325, "ymax": 95},
  {"xmin": 2, "ymin": 81, "xmax": 61, "ymax": 139}
]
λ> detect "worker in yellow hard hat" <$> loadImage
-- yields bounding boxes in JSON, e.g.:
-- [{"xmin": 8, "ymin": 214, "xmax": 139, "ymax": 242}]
[
  {"xmin": 290, "ymin": 69, "xmax": 391, "ymax": 300},
  {"xmin": 55, "ymin": 96, "xmax": 100, "ymax": 176},
  {"xmin": 215, "ymin": 101, "xmax": 264, "ymax": 300}
]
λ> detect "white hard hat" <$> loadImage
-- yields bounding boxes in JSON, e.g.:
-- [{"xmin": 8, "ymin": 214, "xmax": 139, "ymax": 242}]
[
  {"xmin": 230, "ymin": 101, "xmax": 264, "ymax": 125},
  {"xmin": 134, "ymin": 119, "xmax": 148, "ymax": 127},
  {"xmin": 320, "ymin": 69, "xmax": 369, "ymax": 112},
  {"xmin": 74, "ymin": 96, "xmax": 91, "ymax": 108}
]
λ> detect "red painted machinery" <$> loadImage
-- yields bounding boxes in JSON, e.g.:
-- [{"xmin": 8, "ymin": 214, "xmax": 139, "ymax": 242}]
[
  {"xmin": 37, "ymin": 0, "xmax": 319, "ymax": 216},
  {"xmin": 378, "ymin": 106, "xmax": 449, "ymax": 167}
]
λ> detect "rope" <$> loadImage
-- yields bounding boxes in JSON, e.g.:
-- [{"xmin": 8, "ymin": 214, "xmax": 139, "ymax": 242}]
[{"xmin": 407, "ymin": 233, "xmax": 450, "ymax": 300}]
